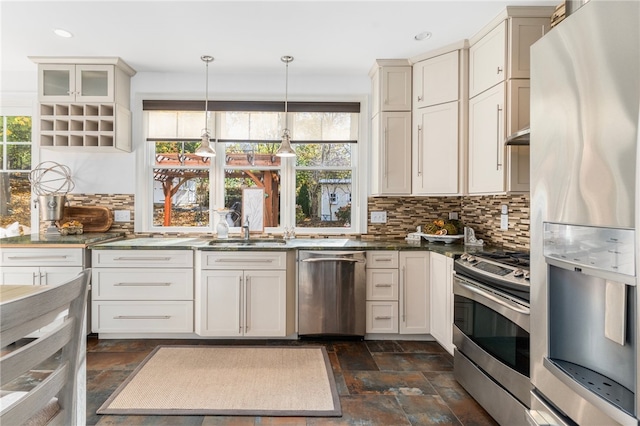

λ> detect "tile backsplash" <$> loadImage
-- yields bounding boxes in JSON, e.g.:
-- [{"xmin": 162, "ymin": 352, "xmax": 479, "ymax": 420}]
[
  {"xmin": 367, "ymin": 193, "xmax": 530, "ymax": 251},
  {"xmin": 65, "ymin": 193, "xmax": 135, "ymax": 235}
]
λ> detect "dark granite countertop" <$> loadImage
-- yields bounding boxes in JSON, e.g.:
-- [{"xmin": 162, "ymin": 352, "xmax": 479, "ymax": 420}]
[
  {"xmin": 0, "ymin": 232, "xmax": 125, "ymax": 248},
  {"xmin": 89, "ymin": 236, "xmax": 490, "ymax": 258}
]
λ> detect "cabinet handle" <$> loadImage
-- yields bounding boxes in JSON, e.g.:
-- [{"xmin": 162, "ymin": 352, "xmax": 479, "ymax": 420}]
[
  {"xmin": 114, "ymin": 315, "xmax": 171, "ymax": 320},
  {"xmin": 417, "ymin": 95, "xmax": 423, "ymax": 102},
  {"xmin": 8, "ymin": 255, "xmax": 69, "ymax": 260},
  {"xmin": 383, "ymin": 126, "xmax": 388, "ymax": 180},
  {"xmin": 113, "ymin": 257, "xmax": 172, "ymax": 261},
  {"xmin": 245, "ymin": 276, "xmax": 251, "ymax": 333},
  {"xmin": 32, "ymin": 272, "xmax": 38, "ymax": 285},
  {"xmin": 40, "ymin": 272, "xmax": 46, "ymax": 285},
  {"xmin": 417, "ymin": 124, "xmax": 423, "ymax": 176},
  {"xmin": 239, "ymin": 276, "xmax": 243, "ymax": 334},
  {"xmin": 496, "ymin": 104, "xmax": 503, "ymax": 170},
  {"xmin": 375, "ymin": 316, "xmax": 392, "ymax": 320},
  {"xmin": 114, "ymin": 282, "xmax": 171, "ymax": 287},
  {"xmin": 375, "ymin": 284, "xmax": 392, "ymax": 288},
  {"xmin": 376, "ymin": 258, "xmax": 393, "ymax": 262},
  {"xmin": 215, "ymin": 258, "xmax": 273, "ymax": 263},
  {"xmin": 401, "ymin": 266, "xmax": 406, "ymax": 322},
  {"xmin": 497, "ymin": 66, "xmax": 503, "ymax": 74}
]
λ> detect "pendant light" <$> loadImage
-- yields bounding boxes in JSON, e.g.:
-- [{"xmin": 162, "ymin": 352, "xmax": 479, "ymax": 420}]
[
  {"xmin": 276, "ymin": 55, "xmax": 296, "ymax": 157},
  {"xmin": 195, "ymin": 55, "xmax": 216, "ymax": 157}
]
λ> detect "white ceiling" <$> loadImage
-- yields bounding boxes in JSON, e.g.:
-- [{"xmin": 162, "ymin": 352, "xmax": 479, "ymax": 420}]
[{"xmin": 2, "ymin": 0, "xmax": 557, "ymax": 77}]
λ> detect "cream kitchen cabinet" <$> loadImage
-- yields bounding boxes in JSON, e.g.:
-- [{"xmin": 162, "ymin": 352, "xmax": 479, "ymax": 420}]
[
  {"xmin": 370, "ymin": 60, "xmax": 412, "ymax": 196},
  {"xmin": 0, "ymin": 248, "xmax": 85, "ymax": 285},
  {"xmin": 196, "ymin": 251, "xmax": 295, "ymax": 338},
  {"xmin": 365, "ymin": 251, "xmax": 399, "ymax": 334},
  {"xmin": 469, "ymin": 15, "xmax": 552, "ymax": 98},
  {"xmin": 413, "ymin": 50, "xmax": 459, "ymax": 109},
  {"xmin": 370, "ymin": 61, "xmax": 412, "ymax": 114},
  {"xmin": 399, "ymin": 251, "xmax": 430, "ymax": 334},
  {"xmin": 37, "ymin": 64, "xmax": 116, "ymax": 103},
  {"xmin": 91, "ymin": 249, "xmax": 194, "ymax": 334},
  {"xmin": 371, "ymin": 112, "xmax": 412, "ymax": 195},
  {"xmin": 468, "ymin": 79, "xmax": 531, "ymax": 194},
  {"xmin": 412, "ymin": 102, "xmax": 460, "ymax": 195},
  {"xmin": 429, "ymin": 252, "xmax": 454, "ymax": 355},
  {"xmin": 30, "ymin": 57, "xmax": 136, "ymax": 152},
  {"xmin": 468, "ymin": 83, "xmax": 506, "ymax": 194}
]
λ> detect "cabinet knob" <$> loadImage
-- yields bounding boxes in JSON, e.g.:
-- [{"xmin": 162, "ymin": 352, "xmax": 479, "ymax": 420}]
[
  {"xmin": 497, "ymin": 66, "xmax": 503, "ymax": 74},
  {"xmin": 417, "ymin": 96, "xmax": 423, "ymax": 102}
]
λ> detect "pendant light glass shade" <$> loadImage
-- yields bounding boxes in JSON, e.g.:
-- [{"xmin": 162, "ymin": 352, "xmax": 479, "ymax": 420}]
[
  {"xmin": 276, "ymin": 55, "xmax": 296, "ymax": 157},
  {"xmin": 195, "ymin": 55, "xmax": 216, "ymax": 157}
]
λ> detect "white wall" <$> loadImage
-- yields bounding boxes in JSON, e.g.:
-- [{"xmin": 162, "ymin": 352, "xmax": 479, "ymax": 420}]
[{"xmin": 3, "ymin": 69, "xmax": 370, "ymax": 195}]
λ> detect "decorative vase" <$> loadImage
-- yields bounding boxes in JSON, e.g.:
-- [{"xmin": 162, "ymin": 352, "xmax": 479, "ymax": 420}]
[{"xmin": 216, "ymin": 210, "xmax": 230, "ymax": 239}]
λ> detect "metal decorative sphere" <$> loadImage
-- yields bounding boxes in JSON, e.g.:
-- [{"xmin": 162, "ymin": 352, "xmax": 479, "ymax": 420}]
[{"xmin": 29, "ymin": 161, "xmax": 75, "ymax": 196}]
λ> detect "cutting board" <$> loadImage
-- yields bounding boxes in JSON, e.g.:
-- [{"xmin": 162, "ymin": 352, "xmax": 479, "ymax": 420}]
[{"xmin": 61, "ymin": 206, "xmax": 113, "ymax": 232}]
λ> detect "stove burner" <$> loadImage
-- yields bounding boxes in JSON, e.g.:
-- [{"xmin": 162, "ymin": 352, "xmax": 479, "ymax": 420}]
[{"xmin": 475, "ymin": 251, "xmax": 530, "ymax": 268}]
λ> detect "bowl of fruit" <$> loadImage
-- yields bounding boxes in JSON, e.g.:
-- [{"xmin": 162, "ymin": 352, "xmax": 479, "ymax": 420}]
[
  {"xmin": 419, "ymin": 219, "xmax": 464, "ymax": 244},
  {"xmin": 59, "ymin": 220, "xmax": 83, "ymax": 236}
]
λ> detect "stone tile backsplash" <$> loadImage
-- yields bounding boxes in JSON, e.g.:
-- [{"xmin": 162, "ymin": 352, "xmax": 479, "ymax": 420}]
[
  {"xmin": 367, "ymin": 193, "xmax": 530, "ymax": 251},
  {"xmin": 65, "ymin": 193, "xmax": 135, "ymax": 235}
]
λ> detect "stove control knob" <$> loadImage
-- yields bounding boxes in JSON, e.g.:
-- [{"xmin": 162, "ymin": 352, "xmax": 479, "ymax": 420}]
[
  {"xmin": 466, "ymin": 256, "xmax": 477, "ymax": 263},
  {"xmin": 524, "ymin": 271, "xmax": 530, "ymax": 280},
  {"xmin": 461, "ymin": 253, "xmax": 469, "ymax": 260},
  {"xmin": 513, "ymin": 269, "xmax": 524, "ymax": 278}
]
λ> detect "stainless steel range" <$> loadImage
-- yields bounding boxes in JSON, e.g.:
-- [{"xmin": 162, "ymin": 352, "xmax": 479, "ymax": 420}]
[{"xmin": 452, "ymin": 251, "xmax": 531, "ymax": 425}]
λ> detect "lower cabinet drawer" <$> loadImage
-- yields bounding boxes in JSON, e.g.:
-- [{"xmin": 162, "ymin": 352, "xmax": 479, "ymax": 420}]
[
  {"xmin": 92, "ymin": 269, "xmax": 193, "ymax": 300},
  {"xmin": 92, "ymin": 301, "xmax": 193, "ymax": 333},
  {"xmin": 366, "ymin": 301, "xmax": 399, "ymax": 333}
]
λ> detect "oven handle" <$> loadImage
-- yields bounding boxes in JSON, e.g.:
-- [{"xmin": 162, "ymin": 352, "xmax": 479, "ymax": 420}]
[{"xmin": 454, "ymin": 276, "xmax": 530, "ymax": 315}]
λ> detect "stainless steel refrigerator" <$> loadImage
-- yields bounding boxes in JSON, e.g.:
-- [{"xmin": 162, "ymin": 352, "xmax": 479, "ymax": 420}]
[{"xmin": 530, "ymin": 1, "xmax": 639, "ymax": 425}]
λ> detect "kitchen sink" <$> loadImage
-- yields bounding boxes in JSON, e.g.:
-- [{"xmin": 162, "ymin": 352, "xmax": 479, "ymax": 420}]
[{"xmin": 207, "ymin": 238, "xmax": 287, "ymax": 247}]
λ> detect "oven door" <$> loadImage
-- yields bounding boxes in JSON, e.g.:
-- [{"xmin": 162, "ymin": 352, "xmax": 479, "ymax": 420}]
[{"xmin": 453, "ymin": 274, "xmax": 531, "ymax": 406}]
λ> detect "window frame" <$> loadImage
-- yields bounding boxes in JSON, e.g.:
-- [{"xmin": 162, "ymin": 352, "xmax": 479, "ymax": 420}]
[
  {"xmin": 137, "ymin": 96, "xmax": 368, "ymax": 235},
  {"xmin": 0, "ymin": 96, "xmax": 38, "ymax": 231}
]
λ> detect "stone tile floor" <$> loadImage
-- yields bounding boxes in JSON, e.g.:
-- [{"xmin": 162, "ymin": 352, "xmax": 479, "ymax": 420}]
[{"xmin": 86, "ymin": 336, "xmax": 498, "ymax": 426}]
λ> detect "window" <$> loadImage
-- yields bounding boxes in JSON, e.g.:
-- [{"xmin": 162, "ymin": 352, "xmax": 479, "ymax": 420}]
[
  {"xmin": 142, "ymin": 101, "xmax": 361, "ymax": 234},
  {"xmin": 0, "ymin": 116, "xmax": 32, "ymax": 228}
]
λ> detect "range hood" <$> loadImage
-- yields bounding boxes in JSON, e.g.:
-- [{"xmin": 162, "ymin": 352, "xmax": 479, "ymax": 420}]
[{"xmin": 505, "ymin": 126, "xmax": 530, "ymax": 146}]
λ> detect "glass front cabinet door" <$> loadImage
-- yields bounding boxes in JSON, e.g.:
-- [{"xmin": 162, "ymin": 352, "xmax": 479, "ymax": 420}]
[{"xmin": 39, "ymin": 64, "xmax": 114, "ymax": 102}]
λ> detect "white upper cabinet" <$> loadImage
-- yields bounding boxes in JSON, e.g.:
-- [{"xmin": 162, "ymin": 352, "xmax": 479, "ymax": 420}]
[
  {"xmin": 371, "ymin": 111, "xmax": 412, "ymax": 195},
  {"xmin": 412, "ymin": 102, "xmax": 460, "ymax": 195},
  {"xmin": 469, "ymin": 15, "xmax": 551, "ymax": 98},
  {"xmin": 469, "ymin": 22, "xmax": 507, "ymax": 98},
  {"xmin": 370, "ymin": 60, "xmax": 412, "ymax": 114},
  {"xmin": 39, "ymin": 64, "xmax": 115, "ymax": 103},
  {"xmin": 414, "ymin": 50, "xmax": 459, "ymax": 108},
  {"xmin": 370, "ymin": 60, "xmax": 412, "ymax": 195},
  {"xmin": 30, "ymin": 57, "xmax": 136, "ymax": 152},
  {"xmin": 468, "ymin": 83, "xmax": 505, "ymax": 194}
]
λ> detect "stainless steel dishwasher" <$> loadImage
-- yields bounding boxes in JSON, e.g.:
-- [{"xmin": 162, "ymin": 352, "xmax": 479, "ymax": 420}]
[{"xmin": 298, "ymin": 250, "xmax": 366, "ymax": 337}]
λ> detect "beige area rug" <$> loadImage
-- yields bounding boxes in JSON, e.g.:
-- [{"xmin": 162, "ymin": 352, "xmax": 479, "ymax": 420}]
[{"xmin": 97, "ymin": 345, "xmax": 341, "ymax": 417}]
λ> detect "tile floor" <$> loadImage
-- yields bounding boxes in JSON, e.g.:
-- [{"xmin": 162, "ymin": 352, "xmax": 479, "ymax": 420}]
[{"xmin": 87, "ymin": 336, "xmax": 497, "ymax": 426}]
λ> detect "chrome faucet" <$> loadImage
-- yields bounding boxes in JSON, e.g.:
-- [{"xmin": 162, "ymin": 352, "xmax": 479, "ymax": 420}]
[{"xmin": 243, "ymin": 217, "xmax": 250, "ymax": 240}]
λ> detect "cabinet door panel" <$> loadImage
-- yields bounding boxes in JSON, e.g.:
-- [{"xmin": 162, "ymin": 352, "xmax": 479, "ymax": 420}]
[
  {"xmin": 0, "ymin": 268, "xmax": 39, "ymax": 285},
  {"xmin": 40, "ymin": 267, "xmax": 83, "ymax": 286},
  {"xmin": 399, "ymin": 252, "xmax": 429, "ymax": 334},
  {"xmin": 414, "ymin": 51, "xmax": 459, "ymax": 108},
  {"xmin": 506, "ymin": 79, "xmax": 530, "ymax": 192},
  {"xmin": 509, "ymin": 17, "xmax": 550, "ymax": 79},
  {"xmin": 429, "ymin": 253, "xmax": 454, "ymax": 355},
  {"xmin": 39, "ymin": 64, "xmax": 75, "ymax": 102},
  {"xmin": 413, "ymin": 102, "xmax": 459, "ymax": 195},
  {"xmin": 76, "ymin": 65, "xmax": 114, "ymax": 101},
  {"xmin": 469, "ymin": 21, "xmax": 507, "ymax": 97},
  {"xmin": 381, "ymin": 67, "xmax": 412, "ymax": 111},
  {"xmin": 372, "ymin": 112, "xmax": 411, "ymax": 195},
  {"xmin": 468, "ymin": 83, "xmax": 505, "ymax": 194},
  {"xmin": 244, "ymin": 271, "xmax": 286, "ymax": 337},
  {"xmin": 198, "ymin": 270, "xmax": 243, "ymax": 336},
  {"xmin": 93, "ymin": 301, "xmax": 193, "ymax": 333}
]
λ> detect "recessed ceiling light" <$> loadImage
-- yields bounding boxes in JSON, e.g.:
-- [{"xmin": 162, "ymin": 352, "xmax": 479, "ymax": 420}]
[
  {"xmin": 53, "ymin": 28, "xmax": 73, "ymax": 38},
  {"xmin": 414, "ymin": 31, "xmax": 432, "ymax": 41}
]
